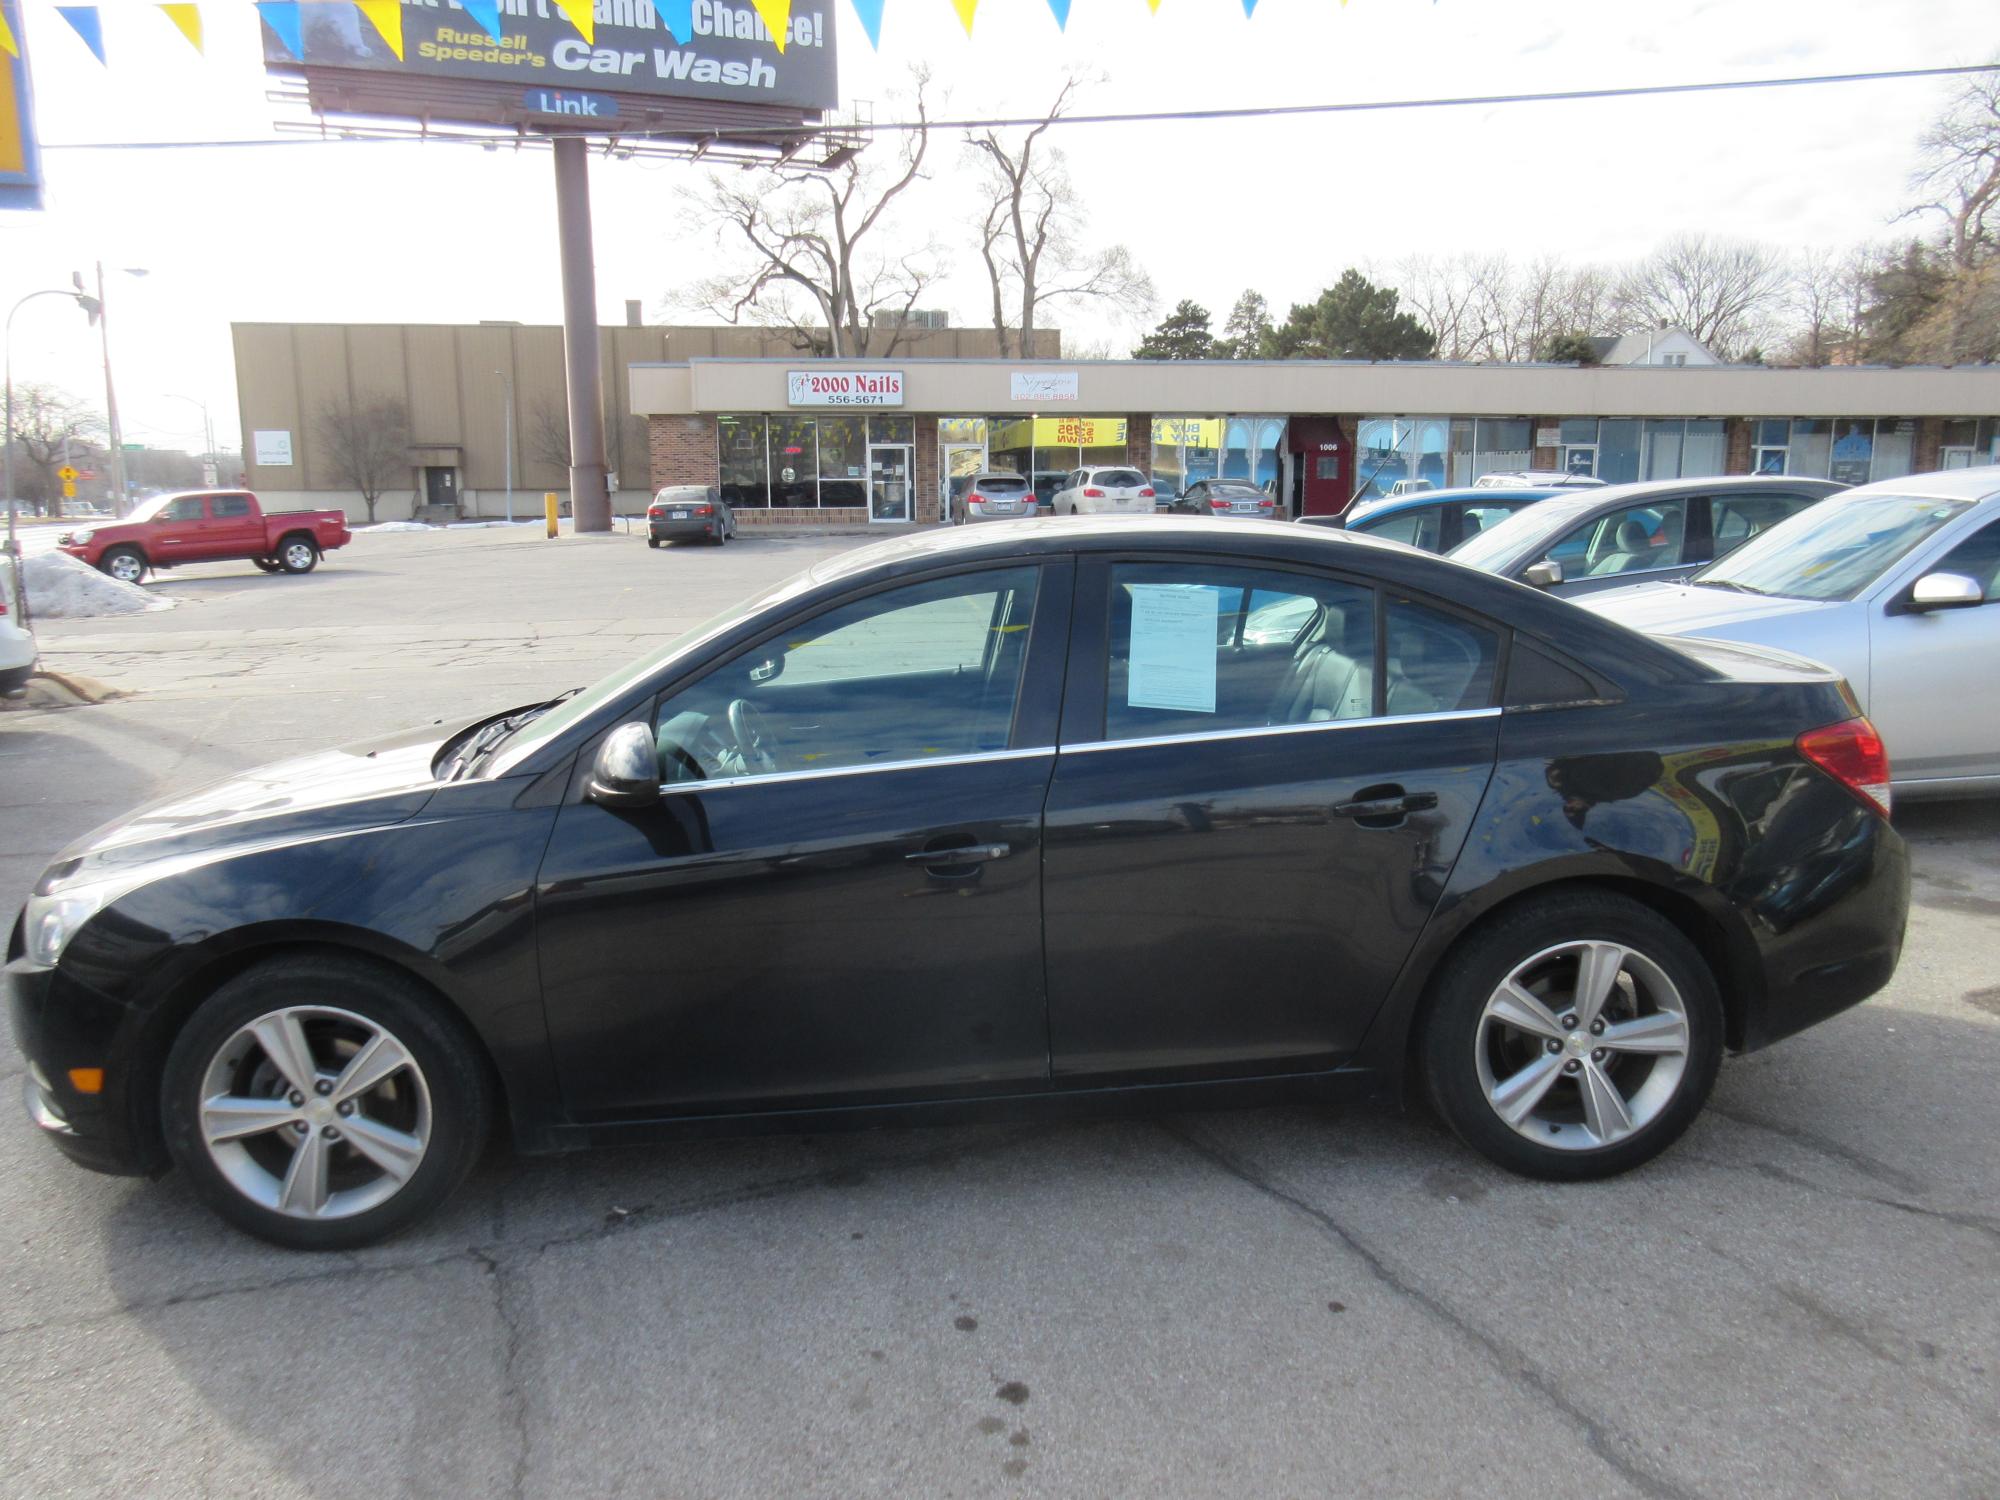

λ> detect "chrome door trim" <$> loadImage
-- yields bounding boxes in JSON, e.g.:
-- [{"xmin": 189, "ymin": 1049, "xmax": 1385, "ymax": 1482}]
[
  {"xmin": 1059, "ymin": 706, "xmax": 1501, "ymax": 755},
  {"xmin": 657, "ymin": 745, "xmax": 1056, "ymax": 796}
]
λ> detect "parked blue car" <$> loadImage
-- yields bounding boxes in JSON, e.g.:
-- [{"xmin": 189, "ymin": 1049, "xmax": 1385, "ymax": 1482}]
[{"xmin": 1296, "ymin": 486, "xmax": 1567, "ymax": 553}]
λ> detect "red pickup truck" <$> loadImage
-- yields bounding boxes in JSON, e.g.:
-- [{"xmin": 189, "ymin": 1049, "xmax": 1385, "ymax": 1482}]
[{"xmin": 58, "ymin": 490, "xmax": 352, "ymax": 583}]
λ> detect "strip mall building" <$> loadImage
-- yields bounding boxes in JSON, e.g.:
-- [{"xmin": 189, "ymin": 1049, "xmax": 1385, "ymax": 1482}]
[
  {"xmin": 637, "ymin": 357, "xmax": 2000, "ymax": 528},
  {"xmin": 233, "ymin": 322, "xmax": 2000, "ymax": 524}
]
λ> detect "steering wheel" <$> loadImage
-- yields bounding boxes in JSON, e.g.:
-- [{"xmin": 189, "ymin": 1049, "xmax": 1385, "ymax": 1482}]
[{"xmin": 726, "ymin": 698, "xmax": 782, "ymax": 774}]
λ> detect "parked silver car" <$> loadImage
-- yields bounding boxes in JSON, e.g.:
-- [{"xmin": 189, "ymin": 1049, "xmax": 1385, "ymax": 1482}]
[
  {"xmin": 1579, "ymin": 467, "xmax": 2000, "ymax": 799},
  {"xmin": 953, "ymin": 471, "xmax": 1039, "ymax": 522},
  {"xmin": 1448, "ymin": 476, "xmax": 1841, "ymax": 597}
]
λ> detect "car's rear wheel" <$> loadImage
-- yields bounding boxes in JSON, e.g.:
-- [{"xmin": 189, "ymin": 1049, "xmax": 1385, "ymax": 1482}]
[
  {"xmin": 100, "ymin": 547, "xmax": 146, "ymax": 584},
  {"xmin": 160, "ymin": 955, "xmax": 490, "ymax": 1249},
  {"xmin": 647, "ymin": 536, "xmax": 660, "ymax": 549},
  {"xmin": 277, "ymin": 537, "xmax": 318, "ymax": 574},
  {"xmin": 1420, "ymin": 891, "xmax": 1722, "ymax": 1180}
]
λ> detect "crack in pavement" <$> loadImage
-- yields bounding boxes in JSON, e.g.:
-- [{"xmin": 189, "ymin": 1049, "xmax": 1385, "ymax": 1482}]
[
  {"xmin": 1158, "ymin": 1120, "xmax": 1702, "ymax": 1500},
  {"xmin": 1704, "ymin": 1105, "xmax": 1928, "ymax": 1196},
  {"xmin": 1705, "ymin": 1156, "xmax": 2000, "ymax": 1250},
  {"xmin": 470, "ymin": 1249, "xmax": 533, "ymax": 1500}
]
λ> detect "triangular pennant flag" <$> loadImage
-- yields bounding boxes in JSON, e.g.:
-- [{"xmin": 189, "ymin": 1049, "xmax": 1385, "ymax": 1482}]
[
  {"xmin": 55, "ymin": 5, "xmax": 106, "ymax": 63},
  {"xmin": 0, "ymin": 3, "xmax": 18, "ymax": 59},
  {"xmin": 158, "ymin": 2, "xmax": 202, "ymax": 50},
  {"xmin": 458, "ymin": 0, "xmax": 504, "ymax": 42},
  {"xmin": 750, "ymin": 0, "xmax": 789, "ymax": 52},
  {"xmin": 1044, "ymin": 0, "xmax": 1070, "ymax": 27},
  {"xmin": 846, "ymin": 0, "xmax": 882, "ymax": 48},
  {"xmin": 1146, "ymin": 0, "xmax": 1161, "ymax": 10},
  {"xmin": 256, "ymin": 0, "xmax": 304, "ymax": 59},
  {"xmin": 1240, "ymin": 0, "xmax": 1256, "ymax": 13},
  {"xmin": 553, "ymin": 0, "xmax": 593, "ymax": 44},
  {"xmin": 657, "ymin": 0, "xmax": 695, "ymax": 43},
  {"xmin": 950, "ymin": 0, "xmax": 976, "ymax": 34},
  {"xmin": 355, "ymin": 0, "xmax": 403, "ymax": 58}
]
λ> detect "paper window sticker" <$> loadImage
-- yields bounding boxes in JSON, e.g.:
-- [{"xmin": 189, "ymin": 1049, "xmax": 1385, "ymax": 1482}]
[{"xmin": 1126, "ymin": 584, "xmax": 1219, "ymax": 714}]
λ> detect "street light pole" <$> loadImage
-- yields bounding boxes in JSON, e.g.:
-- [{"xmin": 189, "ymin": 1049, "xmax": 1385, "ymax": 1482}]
[
  {"xmin": 165, "ymin": 392, "xmax": 215, "ymax": 484},
  {"xmin": 94, "ymin": 263, "xmax": 148, "ymax": 517},
  {"xmin": 496, "ymin": 366, "xmax": 515, "ymax": 523}
]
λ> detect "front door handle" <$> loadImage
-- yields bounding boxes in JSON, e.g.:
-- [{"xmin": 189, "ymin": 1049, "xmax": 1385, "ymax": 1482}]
[
  {"xmin": 1333, "ymin": 789, "xmax": 1438, "ymax": 823},
  {"xmin": 906, "ymin": 843, "xmax": 1013, "ymax": 865}
]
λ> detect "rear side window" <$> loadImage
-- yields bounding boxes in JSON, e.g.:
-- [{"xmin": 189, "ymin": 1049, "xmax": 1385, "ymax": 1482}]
[
  {"xmin": 1504, "ymin": 641, "xmax": 1599, "ymax": 707},
  {"xmin": 212, "ymin": 495, "xmax": 252, "ymax": 518},
  {"xmin": 1385, "ymin": 597, "xmax": 1499, "ymax": 713},
  {"xmin": 1360, "ymin": 505, "xmax": 1444, "ymax": 550},
  {"xmin": 1710, "ymin": 493, "xmax": 1813, "ymax": 557}
]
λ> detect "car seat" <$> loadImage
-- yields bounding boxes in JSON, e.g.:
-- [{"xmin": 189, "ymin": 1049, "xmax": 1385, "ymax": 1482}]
[{"xmin": 1589, "ymin": 517, "xmax": 1659, "ymax": 576}]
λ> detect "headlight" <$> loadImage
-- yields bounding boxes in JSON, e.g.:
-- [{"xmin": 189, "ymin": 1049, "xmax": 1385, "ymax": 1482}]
[
  {"xmin": 70, "ymin": 528, "xmax": 95, "ymax": 544},
  {"xmin": 24, "ymin": 888, "xmax": 115, "ymax": 968}
]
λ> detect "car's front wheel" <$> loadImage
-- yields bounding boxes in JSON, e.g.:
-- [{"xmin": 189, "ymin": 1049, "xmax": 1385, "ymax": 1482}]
[
  {"xmin": 159, "ymin": 954, "xmax": 490, "ymax": 1249},
  {"xmin": 1421, "ymin": 891, "xmax": 1722, "ymax": 1180}
]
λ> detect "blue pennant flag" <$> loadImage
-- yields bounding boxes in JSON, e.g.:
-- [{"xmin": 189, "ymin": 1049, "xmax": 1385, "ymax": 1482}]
[
  {"xmin": 1045, "ymin": 0, "xmax": 1071, "ymax": 27},
  {"xmin": 847, "ymin": 0, "xmax": 882, "ymax": 47},
  {"xmin": 54, "ymin": 5, "xmax": 105, "ymax": 63},
  {"xmin": 1241, "ymin": 0, "xmax": 1257, "ymax": 13},
  {"xmin": 255, "ymin": 0, "xmax": 304, "ymax": 60},
  {"xmin": 458, "ymin": 0, "xmax": 505, "ymax": 41},
  {"xmin": 657, "ymin": 0, "xmax": 695, "ymax": 43}
]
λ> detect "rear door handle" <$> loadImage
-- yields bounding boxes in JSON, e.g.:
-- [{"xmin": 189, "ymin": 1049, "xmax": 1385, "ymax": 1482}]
[
  {"xmin": 906, "ymin": 843, "xmax": 1013, "ymax": 865},
  {"xmin": 1333, "ymin": 792, "xmax": 1438, "ymax": 821}
]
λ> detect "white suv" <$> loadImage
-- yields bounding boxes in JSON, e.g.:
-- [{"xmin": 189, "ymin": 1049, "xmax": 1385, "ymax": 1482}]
[
  {"xmin": 1051, "ymin": 466, "xmax": 1155, "ymax": 516},
  {"xmin": 1, "ymin": 559, "xmax": 37, "ymax": 696}
]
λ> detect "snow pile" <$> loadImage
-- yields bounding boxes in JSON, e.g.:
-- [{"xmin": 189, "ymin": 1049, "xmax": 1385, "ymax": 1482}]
[
  {"xmin": 21, "ymin": 550, "xmax": 174, "ymax": 618},
  {"xmin": 356, "ymin": 521, "xmax": 441, "ymax": 533}
]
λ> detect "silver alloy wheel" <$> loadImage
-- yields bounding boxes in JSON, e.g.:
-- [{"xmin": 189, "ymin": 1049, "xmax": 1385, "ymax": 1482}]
[
  {"xmin": 198, "ymin": 1005, "xmax": 432, "ymax": 1219},
  {"xmin": 282, "ymin": 541, "xmax": 315, "ymax": 570},
  {"xmin": 1474, "ymin": 940, "xmax": 1690, "ymax": 1150},
  {"xmin": 106, "ymin": 552, "xmax": 143, "ymax": 583}
]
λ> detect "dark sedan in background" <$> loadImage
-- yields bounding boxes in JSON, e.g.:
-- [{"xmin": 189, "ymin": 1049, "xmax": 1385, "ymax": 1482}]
[
  {"xmin": 1169, "ymin": 479, "xmax": 1278, "ymax": 519},
  {"xmin": 1298, "ymin": 485, "xmax": 1565, "ymax": 551},
  {"xmin": 1448, "ymin": 475, "xmax": 1843, "ymax": 595},
  {"xmin": 10, "ymin": 520, "xmax": 1907, "ymax": 1249},
  {"xmin": 648, "ymin": 485, "xmax": 736, "ymax": 546}
]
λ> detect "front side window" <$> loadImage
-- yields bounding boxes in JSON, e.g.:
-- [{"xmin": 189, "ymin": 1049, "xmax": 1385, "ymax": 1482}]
[
  {"xmin": 652, "ymin": 568, "xmax": 1042, "ymax": 783},
  {"xmin": 1560, "ymin": 500, "xmax": 1690, "ymax": 577},
  {"xmin": 1927, "ymin": 519, "xmax": 2000, "ymax": 600},
  {"xmin": 162, "ymin": 496, "xmax": 205, "ymax": 522},
  {"xmin": 1709, "ymin": 493, "xmax": 1815, "ymax": 557},
  {"xmin": 1460, "ymin": 503, "xmax": 1518, "ymax": 540},
  {"xmin": 1359, "ymin": 505, "xmax": 1444, "ymax": 550}
]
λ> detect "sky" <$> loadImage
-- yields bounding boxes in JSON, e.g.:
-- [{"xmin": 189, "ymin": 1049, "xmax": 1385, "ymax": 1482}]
[{"xmin": 1, "ymin": 0, "xmax": 1994, "ymax": 459}]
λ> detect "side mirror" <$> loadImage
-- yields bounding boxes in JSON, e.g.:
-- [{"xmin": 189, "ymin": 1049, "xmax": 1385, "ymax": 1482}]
[
  {"xmin": 586, "ymin": 723, "xmax": 660, "ymax": 808},
  {"xmin": 1523, "ymin": 559, "xmax": 1565, "ymax": 588},
  {"xmin": 1908, "ymin": 572, "xmax": 1984, "ymax": 612}
]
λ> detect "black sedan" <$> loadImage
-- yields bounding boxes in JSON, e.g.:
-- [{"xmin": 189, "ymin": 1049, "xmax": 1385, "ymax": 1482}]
[
  {"xmin": 648, "ymin": 484, "xmax": 735, "ymax": 545},
  {"xmin": 9, "ymin": 520, "xmax": 1909, "ymax": 1248}
]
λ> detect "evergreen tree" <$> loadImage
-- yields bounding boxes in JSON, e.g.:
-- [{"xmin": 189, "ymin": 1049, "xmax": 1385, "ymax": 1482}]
[
  {"xmin": 1264, "ymin": 271, "xmax": 1437, "ymax": 360},
  {"xmin": 1133, "ymin": 300, "xmax": 1219, "ymax": 359}
]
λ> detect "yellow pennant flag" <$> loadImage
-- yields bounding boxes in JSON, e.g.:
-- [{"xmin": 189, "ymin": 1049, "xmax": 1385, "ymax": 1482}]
[
  {"xmin": 158, "ymin": 2, "xmax": 203, "ymax": 51},
  {"xmin": 554, "ymin": 0, "xmax": 594, "ymax": 44},
  {"xmin": 750, "ymin": 0, "xmax": 790, "ymax": 51},
  {"xmin": 355, "ymin": 0, "xmax": 403, "ymax": 58},
  {"xmin": 0, "ymin": 6, "xmax": 17, "ymax": 58},
  {"xmin": 951, "ymin": 0, "xmax": 976, "ymax": 32}
]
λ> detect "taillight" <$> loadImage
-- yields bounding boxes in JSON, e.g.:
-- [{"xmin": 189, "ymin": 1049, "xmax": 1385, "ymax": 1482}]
[
  {"xmin": 1140, "ymin": 487, "xmax": 1155, "ymax": 498},
  {"xmin": 1082, "ymin": 487, "xmax": 1105, "ymax": 498},
  {"xmin": 692, "ymin": 504, "xmax": 712, "ymax": 516},
  {"xmin": 1209, "ymin": 497, "xmax": 1231, "ymax": 510},
  {"xmin": 648, "ymin": 507, "xmax": 665, "ymax": 518},
  {"xmin": 1797, "ymin": 717, "xmax": 1891, "ymax": 817}
]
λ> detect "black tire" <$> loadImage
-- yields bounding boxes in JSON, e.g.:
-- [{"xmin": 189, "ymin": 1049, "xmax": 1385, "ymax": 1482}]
[
  {"xmin": 159, "ymin": 953, "xmax": 491, "ymax": 1250},
  {"xmin": 99, "ymin": 546, "xmax": 147, "ymax": 585},
  {"xmin": 1419, "ymin": 890, "xmax": 1723, "ymax": 1181},
  {"xmin": 276, "ymin": 535, "xmax": 318, "ymax": 574},
  {"xmin": 647, "ymin": 536, "xmax": 660, "ymax": 549},
  {"xmin": 252, "ymin": 558, "xmax": 282, "ymax": 573}
]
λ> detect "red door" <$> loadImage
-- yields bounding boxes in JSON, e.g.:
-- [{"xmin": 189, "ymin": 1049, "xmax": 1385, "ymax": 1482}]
[{"xmin": 1289, "ymin": 418, "xmax": 1351, "ymax": 518}]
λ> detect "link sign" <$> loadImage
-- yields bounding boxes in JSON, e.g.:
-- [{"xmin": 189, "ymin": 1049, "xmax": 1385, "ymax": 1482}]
[{"xmin": 786, "ymin": 370, "xmax": 905, "ymax": 408}]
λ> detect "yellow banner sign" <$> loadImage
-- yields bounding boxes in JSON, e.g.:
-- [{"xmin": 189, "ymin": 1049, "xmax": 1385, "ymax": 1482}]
[
  {"xmin": 1152, "ymin": 417, "xmax": 1223, "ymax": 448},
  {"xmin": 991, "ymin": 417, "xmax": 1128, "ymax": 450}
]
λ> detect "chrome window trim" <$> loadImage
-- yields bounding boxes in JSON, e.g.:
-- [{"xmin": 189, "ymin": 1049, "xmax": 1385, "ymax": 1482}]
[
  {"xmin": 657, "ymin": 745, "xmax": 1055, "ymax": 795},
  {"xmin": 1060, "ymin": 706, "xmax": 1501, "ymax": 755}
]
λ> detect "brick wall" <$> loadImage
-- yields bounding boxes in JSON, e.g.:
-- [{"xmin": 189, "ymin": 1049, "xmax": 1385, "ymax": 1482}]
[
  {"xmin": 1126, "ymin": 413, "xmax": 1154, "ymax": 480},
  {"xmin": 647, "ymin": 414, "xmax": 717, "ymax": 490},
  {"xmin": 1723, "ymin": 418, "xmax": 1754, "ymax": 475},
  {"xmin": 1913, "ymin": 416, "xmax": 1943, "ymax": 474},
  {"xmin": 915, "ymin": 416, "xmax": 941, "ymax": 523},
  {"xmin": 735, "ymin": 507, "xmax": 869, "ymax": 529}
]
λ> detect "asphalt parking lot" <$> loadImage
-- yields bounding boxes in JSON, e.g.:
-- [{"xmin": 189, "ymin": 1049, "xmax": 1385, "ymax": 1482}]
[{"xmin": 3, "ymin": 524, "xmax": 1998, "ymax": 1499}]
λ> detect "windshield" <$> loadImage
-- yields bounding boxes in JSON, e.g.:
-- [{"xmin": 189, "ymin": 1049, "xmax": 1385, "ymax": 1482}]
[
  {"xmin": 1447, "ymin": 493, "xmax": 1603, "ymax": 571},
  {"xmin": 483, "ymin": 566, "xmax": 818, "ymax": 776},
  {"xmin": 1694, "ymin": 493, "xmax": 1975, "ymax": 601}
]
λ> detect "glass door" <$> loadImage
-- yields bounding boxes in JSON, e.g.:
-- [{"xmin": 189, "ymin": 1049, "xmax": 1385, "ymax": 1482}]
[
  {"xmin": 940, "ymin": 441, "xmax": 986, "ymax": 523},
  {"xmin": 868, "ymin": 445, "xmax": 913, "ymax": 524}
]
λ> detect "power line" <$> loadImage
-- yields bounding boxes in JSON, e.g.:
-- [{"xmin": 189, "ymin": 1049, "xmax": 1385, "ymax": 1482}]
[{"xmin": 37, "ymin": 60, "xmax": 1999, "ymax": 152}]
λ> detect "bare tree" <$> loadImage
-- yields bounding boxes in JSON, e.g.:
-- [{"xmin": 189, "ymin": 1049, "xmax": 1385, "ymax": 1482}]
[
  {"xmin": 317, "ymin": 395, "xmax": 409, "ymax": 524},
  {"xmin": 967, "ymin": 78, "xmax": 1155, "ymax": 358},
  {"xmin": 527, "ymin": 397, "xmax": 573, "ymax": 475},
  {"xmin": 1780, "ymin": 245, "xmax": 1879, "ymax": 366},
  {"xmin": 1907, "ymin": 66, "xmax": 2000, "ymax": 274},
  {"xmin": 4, "ymin": 381, "xmax": 104, "ymax": 515},
  {"xmin": 1612, "ymin": 233, "xmax": 1787, "ymax": 359},
  {"xmin": 1393, "ymin": 254, "xmax": 1505, "ymax": 361},
  {"xmin": 679, "ymin": 72, "xmax": 940, "ymax": 359}
]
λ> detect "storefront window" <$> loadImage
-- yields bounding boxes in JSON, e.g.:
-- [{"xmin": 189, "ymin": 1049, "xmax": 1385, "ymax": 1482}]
[
  {"xmin": 1871, "ymin": 419, "xmax": 1916, "ymax": 482},
  {"xmin": 1224, "ymin": 418, "xmax": 1286, "ymax": 485},
  {"xmin": 768, "ymin": 415, "xmax": 818, "ymax": 507},
  {"xmin": 1829, "ymin": 418, "xmax": 1874, "ymax": 487},
  {"xmin": 1598, "ymin": 419, "xmax": 1642, "ymax": 484},
  {"xmin": 1354, "ymin": 417, "xmax": 1448, "ymax": 501},
  {"xmin": 1788, "ymin": 419, "xmax": 1832, "ymax": 478},
  {"xmin": 1643, "ymin": 419, "xmax": 1682, "ymax": 480},
  {"xmin": 816, "ymin": 415, "xmax": 867, "ymax": 506},
  {"xmin": 869, "ymin": 414, "xmax": 915, "ymax": 447},
  {"xmin": 1683, "ymin": 420, "xmax": 1726, "ymax": 476},
  {"xmin": 718, "ymin": 414, "xmax": 769, "ymax": 508}
]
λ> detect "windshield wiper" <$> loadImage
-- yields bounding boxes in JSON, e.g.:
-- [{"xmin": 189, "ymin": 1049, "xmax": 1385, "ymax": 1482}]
[
  {"xmin": 1694, "ymin": 579, "xmax": 1769, "ymax": 595},
  {"xmin": 439, "ymin": 688, "xmax": 580, "ymax": 781}
]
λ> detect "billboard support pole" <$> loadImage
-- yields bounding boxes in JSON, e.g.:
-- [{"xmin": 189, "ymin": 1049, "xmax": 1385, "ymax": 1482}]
[{"xmin": 553, "ymin": 136, "xmax": 610, "ymax": 534}]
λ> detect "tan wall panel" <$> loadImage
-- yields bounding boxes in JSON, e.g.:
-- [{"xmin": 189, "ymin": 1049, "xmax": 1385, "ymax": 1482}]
[
  {"xmin": 291, "ymin": 326, "xmax": 352, "ymax": 491},
  {"xmin": 235, "ymin": 324, "xmax": 303, "ymax": 492},
  {"xmin": 346, "ymin": 326, "xmax": 406, "ymax": 406},
  {"xmin": 455, "ymin": 325, "xmax": 516, "ymax": 492},
  {"xmin": 405, "ymin": 326, "xmax": 462, "ymax": 446}
]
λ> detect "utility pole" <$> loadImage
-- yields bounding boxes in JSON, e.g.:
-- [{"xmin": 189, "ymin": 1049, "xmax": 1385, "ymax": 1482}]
[
  {"xmin": 92, "ymin": 264, "xmax": 133, "ymax": 517},
  {"xmin": 496, "ymin": 366, "xmax": 515, "ymax": 523}
]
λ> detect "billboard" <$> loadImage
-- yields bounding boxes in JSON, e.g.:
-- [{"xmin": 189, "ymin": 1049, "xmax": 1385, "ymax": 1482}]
[
  {"xmin": 1, "ymin": 0, "xmax": 44, "ymax": 212},
  {"xmin": 264, "ymin": 0, "xmax": 838, "ymax": 115}
]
